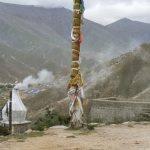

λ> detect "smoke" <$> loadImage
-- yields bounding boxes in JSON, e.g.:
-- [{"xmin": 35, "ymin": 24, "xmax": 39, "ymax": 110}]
[
  {"xmin": 84, "ymin": 63, "xmax": 113, "ymax": 91},
  {"xmin": 15, "ymin": 69, "xmax": 55, "ymax": 90}
]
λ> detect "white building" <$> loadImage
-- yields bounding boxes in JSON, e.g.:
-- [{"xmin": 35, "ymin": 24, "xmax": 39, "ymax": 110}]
[{"xmin": 1, "ymin": 89, "xmax": 30, "ymax": 134}]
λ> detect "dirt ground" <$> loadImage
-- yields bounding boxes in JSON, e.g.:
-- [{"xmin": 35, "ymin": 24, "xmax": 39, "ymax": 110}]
[{"xmin": 0, "ymin": 122, "xmax": 150, "ymax": 150}]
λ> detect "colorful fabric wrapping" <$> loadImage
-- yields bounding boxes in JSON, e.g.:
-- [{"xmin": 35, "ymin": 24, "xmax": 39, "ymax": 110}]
[
  {"xmin": 73, "ymin": 0, "xmax": 85, "ymax": 15},
  {"xmin": 68, "ymin": 0, "xmax": 84, "ymax": 89},
  {"xmin": 72, "ymin": 49, "xmax": 80, "ymax": 55},
  {"xmin": 73, "ymin": 18, "xmax": 81, "ymax": 26},
  {"xmin": 73, "ymin": 0, "xmax": 80, "ymax": 3},
  {"xmin": 72, "ymin": 54, "xmax": 79, "ymax": 61},
  {"xmin": 72, "ymin": 42, "xmax": 80, "ymax": 50},
  {"xmin": 70, "ymin": 69, "xmax": 79, "ymax": 77},
  {"xmin": 68, "ymin": 86, "xmax": 84, "ymax": 117},
  {"xmin": 66, "ymin": 0, "xmax": 85, "ymax": 127},
  {"xmin": 73, "ymin": 12, "xmax": 80, "ymax": 18},
  {"xmin": 78, "ymin": 32, "xmax": 83, "ymax": 43},
  {"xmin": 67, "ymin": 72, "xmax": 83, "ymax": 90}
]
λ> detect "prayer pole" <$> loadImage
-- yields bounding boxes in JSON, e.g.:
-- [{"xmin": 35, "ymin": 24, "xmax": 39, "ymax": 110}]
[{"xmin": 67, "ymin": 0, "xmax": 85, "ymax": 128}]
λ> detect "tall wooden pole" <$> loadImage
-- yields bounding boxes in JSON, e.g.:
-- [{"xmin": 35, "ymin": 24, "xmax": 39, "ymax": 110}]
[
  {"xmin": 67, "ymin": 0, "xmax": 85, "ymax": 128},
  {"xmin": 9, "ymin": 90, "xmax": 12, "ymax": 134}
]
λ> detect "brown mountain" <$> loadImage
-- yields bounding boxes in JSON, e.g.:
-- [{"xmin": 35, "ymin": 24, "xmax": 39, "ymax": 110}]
[
  {"xmin": 86, "ymin": 43, "xmax": 150, "ymax": 100},
  {"xmin": 1, "ymin": 3, "xmax": 150, "ymax": 82}
]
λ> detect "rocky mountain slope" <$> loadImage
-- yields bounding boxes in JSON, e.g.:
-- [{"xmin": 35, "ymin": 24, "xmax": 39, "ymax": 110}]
[
  {"xmin": 107, "ymin": 18, "xmax": 150, "ymax": 49},
  {"xmin": 0, "ymin": 2, "xmax": 150, "ymax": 82},
  {"xmin": 1, "ymin": 44, "xmax": 150, "ymax": 121},
  {"xmin": 20, "ymin": 43, "xmax": 150, "ymax": 120},
  {"xmin": 86, "ymin": 43, "xmax": 150, "ymax": 99}
]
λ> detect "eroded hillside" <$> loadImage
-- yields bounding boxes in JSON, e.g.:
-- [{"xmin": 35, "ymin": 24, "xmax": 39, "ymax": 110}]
[{"xmin": 86, "ymin": 43, "xmax": 150, "ymax": 99}]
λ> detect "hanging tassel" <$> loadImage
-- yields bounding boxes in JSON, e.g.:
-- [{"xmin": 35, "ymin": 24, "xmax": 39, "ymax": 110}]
[
  {"xmin": 80, "ymin": 0, "xmax": 85, "ymax": 24},
  {"xmin": 78, "ymin": 32, "xmax": 83, "ymax": 43},
  {"xmin": 80, "ymin": 0, "xmax": 85, "ymax": 14}
]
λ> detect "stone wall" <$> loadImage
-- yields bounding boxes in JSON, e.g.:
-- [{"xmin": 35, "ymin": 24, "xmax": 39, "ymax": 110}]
[
  {"xmin": 90, "ymin": 99, "xmax": 150, "ymax": 123},
  {"xmin": 55, "ymin": 98, "xmax": 150, "ymax": 123},
  {"xmin": 12, "ymin": 122, "xmax": 30, "ymax": 134}
]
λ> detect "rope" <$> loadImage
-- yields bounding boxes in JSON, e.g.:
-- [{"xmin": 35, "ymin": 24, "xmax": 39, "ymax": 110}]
[{"xmin": 67, "ymin": 72, "xmax": 83, "ymax": 91}]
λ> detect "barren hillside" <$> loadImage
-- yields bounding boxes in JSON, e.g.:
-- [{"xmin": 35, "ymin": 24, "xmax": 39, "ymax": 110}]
[{"xmin": 86, "ymin": 43, "xmax": 150, "ymax": 99}]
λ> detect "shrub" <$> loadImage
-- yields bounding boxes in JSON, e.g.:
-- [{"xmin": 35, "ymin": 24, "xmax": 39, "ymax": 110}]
[
  {"xmin": 31, "ymin": 109, "xmax": 70, "ymax": 131},
  {"xmin": 134, "ymin": 114, "xmax": 150, "ymax": 122},
  {"xmin": 111, "ymin": 117, "xmax": 124, "ymax": 124},
  {"xmin": 0, "ymin": 126, "xmax": 10, "ymax": 136}
]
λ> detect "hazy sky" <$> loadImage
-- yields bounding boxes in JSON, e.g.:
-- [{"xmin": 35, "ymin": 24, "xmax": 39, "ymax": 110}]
[{"xmin": 0, "ymin": 0, "xmax": 150, "ymax": 25}]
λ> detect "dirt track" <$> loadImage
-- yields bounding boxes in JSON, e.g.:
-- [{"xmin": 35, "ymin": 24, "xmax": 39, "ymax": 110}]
[{"xmin": 0, "ymin": 123, "xmax": 150, "ymax": 150}]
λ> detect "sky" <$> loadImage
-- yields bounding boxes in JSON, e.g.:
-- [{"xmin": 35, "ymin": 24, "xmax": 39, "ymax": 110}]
[{"xmin": 0, "ymin": 0, "xmax": 150, "ymax": 25}]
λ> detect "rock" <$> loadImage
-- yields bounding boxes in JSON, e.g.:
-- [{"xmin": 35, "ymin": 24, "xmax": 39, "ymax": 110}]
[
  {"xmin": 99, "ymin": 123, "xmax": 106, "ymax": 127},
  {"xmin": 88, "ymin": 123, "xmax": 99, "ymax": 127},
  {"xmin": 110, "ymin": 124, "xmax": 117, "ymax": 127},
  {"xmin": 25, "ymin": 129, "xmax": 32, "ymax": 133},
  {"xmin": 122, "ymin": 122, "xmax": 130, "ymax": 125},
  {"xmin": 66, "ymin": 135, "xmax": 76, "ymax": 138},
  {"xmin": 50, "ymin": 125, "xmax": 68, "ymax": 129},
  {"xmin": 135, "ymin": 141, "xmax": 140, "ymax": 144},
  {"xmin": 139, "ymin": 121, "xmax": 150, "ymax": 125}
]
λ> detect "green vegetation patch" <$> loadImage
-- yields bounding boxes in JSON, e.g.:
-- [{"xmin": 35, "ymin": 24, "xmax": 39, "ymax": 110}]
[
  {"xmin": 0, "ymin": 126, "xmax": 10, "ymax": 136},
  {"xmin": 31, "ymin": 109, "xmax": 70, "ymax": 131},
  {"xmin": 0, "ymin": 131, "xmax": 44, "ymax": 143},
  {"xmin": 14, "ymin": 131, "xmax": 44, "ymax": 142}
]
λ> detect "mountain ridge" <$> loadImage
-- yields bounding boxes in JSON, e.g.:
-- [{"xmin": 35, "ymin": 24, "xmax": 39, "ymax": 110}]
[{"xmin": 0, "ymin": 2, "xmax": 150, "ymax": 82}]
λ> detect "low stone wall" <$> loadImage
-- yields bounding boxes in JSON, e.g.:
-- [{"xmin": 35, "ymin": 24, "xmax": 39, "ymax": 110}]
[
  {"xmin": 90, "ymin": 99, "xmax": 150, "ymax": 123},
  {"xmin": 1, "ymin": 121, "xmax": 31, "ymax": 134},
  {"xmin": 12, "ymin": 122, "xmax": 30, "ymax": 134},
  {"xmin": 55, "ymin": 98, "xmax": 150, "ymax": 123}
]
